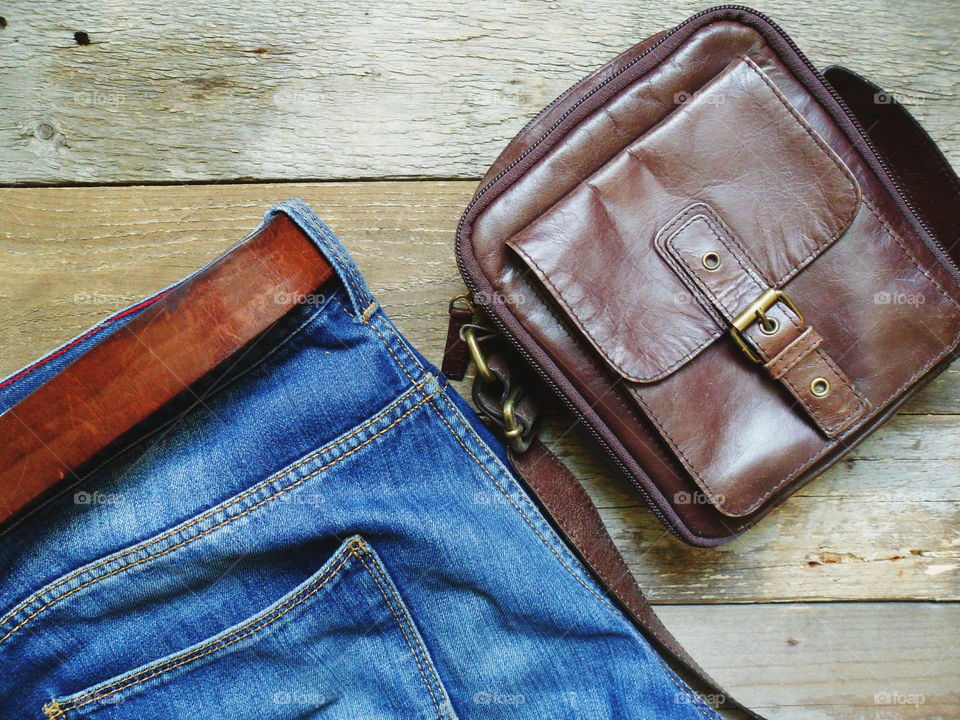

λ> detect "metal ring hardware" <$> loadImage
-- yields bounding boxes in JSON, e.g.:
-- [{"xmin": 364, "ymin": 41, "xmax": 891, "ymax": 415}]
[
  {"xmin": 810, "ymin": 377, "xmax": 831, "ymax": 397},
  {"xmin": 457, "ymin": 314, "xmax": 536, "ymax": 453},
  {"xmin": 702, "ymin": 251, "xmax": 722, "ymax": 270}
]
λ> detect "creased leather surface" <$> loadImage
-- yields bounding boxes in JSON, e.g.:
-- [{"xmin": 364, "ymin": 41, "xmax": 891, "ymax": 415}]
[
  {"xmin": 459, "ymin": 8, "xmax": 960, "ymax": 542},
  {"xmin": 508, "ymin": 54, "xmax": 860, "ymax": 383}
]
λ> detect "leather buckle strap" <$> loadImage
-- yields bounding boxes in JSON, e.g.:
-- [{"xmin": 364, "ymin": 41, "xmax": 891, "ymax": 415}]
[
  {"xmin": 661, "ymin": 204, "xmax": 869, "ymax": 438},
  {"xmin": 730, "ymin": 288, "xmax": 804, "ymax": 363}
]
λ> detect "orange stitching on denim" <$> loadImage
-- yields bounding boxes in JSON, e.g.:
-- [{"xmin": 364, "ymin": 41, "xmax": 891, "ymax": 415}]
[
  {"xmin": 429, "ymin": 390, "xmax": 720, "ymax": 715},
  {"xmin": 42, "ymin": 698, "xmax": 65, "ymax": 719},
  {"xmin": 426, "ymin": 393, "xmax": 616, "ymax": 615},
  {"xmin": 0, "ymin": 377, "xmax": 430, "ymax": 639},
  {"xmin": 364, "ymin": 313, "xmax": 422, "ymax": 384},
  {"xmin": 360, "ymin": 553, "xmax": 455, "ymax": 720},
  {"xmin": 350, "ymin": 305, "xmax": 709, "ymax": 717},
  {"xmin": 360, "ymin": 308, "xmax": 618, "ymax": 616},
  {"xmin": 331, "ymin": 302, "xmax": 430, "ymax": 400},
  {"xmin": 355, "ymin": 548, "xmax": 450, "ymax": 720},
  {"xmin": 357, "ymin": 547, "xmax": 456, "ymax": 720},
  {"xmin": 50, "ymin": 540, "xmax": 364, "ymax": 715},
  {"xmin": 287, "ymin": 204, "xmax": 369, "ymax": 307},
  {"xmin": 50, "ymin": 540, "xmax": 455, "ymax": 720},
  {"xmin": 1, "ymin": 390, "xmax": 435, "ymax": 647}
]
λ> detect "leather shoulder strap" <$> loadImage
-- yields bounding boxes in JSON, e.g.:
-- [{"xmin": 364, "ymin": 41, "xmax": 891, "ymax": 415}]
[{"xmin": 510, "ymin": 439, "xmax": 764, "ymax": 719}]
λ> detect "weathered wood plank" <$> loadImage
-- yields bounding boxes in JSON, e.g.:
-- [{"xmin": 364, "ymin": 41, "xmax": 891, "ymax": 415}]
[
  {"xmin": 549, "ymin": 413, "xmax": 960, "ymax": 602},
  {"xmin": 0, "ymin": 181, "xmax": 474, "ymax": 377},
  {"xmin": 659, "ymin": 602, "xmax": 960, "ymax": 720},
  {"xmin": 0, "ymin": 0, "xmax": 957, "ymax": 184},
  {"xmin": 1, "ymin": 182, "xmax": 958, "ymax": 602},
  {"xmin": 2, "ymin": 181, "xmax": 957, "ymax": 406}
]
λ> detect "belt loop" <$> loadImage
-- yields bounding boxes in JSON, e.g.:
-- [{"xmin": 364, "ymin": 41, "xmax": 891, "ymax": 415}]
[{"xmin": 266, "ymin": 199, "xmax": 377, "ymax": 321}]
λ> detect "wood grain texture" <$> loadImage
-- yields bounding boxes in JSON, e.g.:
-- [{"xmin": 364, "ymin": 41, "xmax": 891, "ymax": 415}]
[
  {"xmin": 2, "ymin": 182, "xmax": 957, "ymax": 605},
  {"xmin": 660, "ymin": 603, "xmax": 960, "ymax": 720},
  {"xmin": 0, "ymin": 0, "xmax": 957, "ymax": 184},
  {"xmin": 3, "ymin": 5, "xmax": 958, "ymax": 714},
  {"xmin": 550, "ymin": 413, "xmax": 960, "ymax": 602}
]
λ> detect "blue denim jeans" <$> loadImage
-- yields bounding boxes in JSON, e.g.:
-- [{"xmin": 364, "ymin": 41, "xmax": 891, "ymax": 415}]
[{"xmin": 0, "ymin": 200, "xmax": 719, "ymax": 720}]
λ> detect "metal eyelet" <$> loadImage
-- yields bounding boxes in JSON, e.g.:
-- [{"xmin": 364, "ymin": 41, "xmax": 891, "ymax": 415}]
[
  {"xmin": 702, "ymin": 251, "xmax": 722, "ymax": 271},
  {"xmin": 810, "ymin": 377, "xmax": 831, "ymax": 397},
  {"xmin": 757, "ymin": 313, "xmax": 779, "ymax": 335}
]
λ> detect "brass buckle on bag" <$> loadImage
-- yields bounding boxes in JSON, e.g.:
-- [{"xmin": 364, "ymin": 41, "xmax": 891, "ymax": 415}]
[{"xmin": 729, "ymin": 288, "xmax": 804, "ymax": 363}]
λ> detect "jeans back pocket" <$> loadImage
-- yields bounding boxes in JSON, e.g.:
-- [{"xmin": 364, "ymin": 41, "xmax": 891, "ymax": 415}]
[{"xmin": 42, "ymin": 537, "xmax": 457, "ymax": 720}]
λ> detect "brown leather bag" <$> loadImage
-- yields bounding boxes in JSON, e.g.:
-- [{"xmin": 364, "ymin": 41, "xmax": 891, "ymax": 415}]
[
  {"xmin": 447, "ymin": 13, "xmax": 960, "ymax": 712},
  {"xmin": 450, "ymin": 5, "xmax": 960, "ymax": 549}
]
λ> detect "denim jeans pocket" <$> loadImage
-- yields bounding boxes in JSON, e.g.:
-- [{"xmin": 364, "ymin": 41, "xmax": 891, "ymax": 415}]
[{"xmin": 42, "ymin": 537, "xmax": 458, "ymax": 720}]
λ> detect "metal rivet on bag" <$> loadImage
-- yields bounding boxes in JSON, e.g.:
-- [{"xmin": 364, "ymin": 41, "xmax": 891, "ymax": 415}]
[
  {"xmin": 702, "ymin": 251, "xmax": 722, "ymax": 271},
  {"xmin": 810, "ymin": 377, "xmax": 831, "ymax": 397}
]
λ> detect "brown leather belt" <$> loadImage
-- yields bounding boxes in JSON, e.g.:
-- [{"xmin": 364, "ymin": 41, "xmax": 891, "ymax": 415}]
[{"xmin": 0, "ymin": 213, "xmax": 333, "ymax": 526}]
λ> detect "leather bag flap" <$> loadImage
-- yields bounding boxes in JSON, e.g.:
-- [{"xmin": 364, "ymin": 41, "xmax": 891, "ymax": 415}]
[{"xmin": 507, "ymin": 55, "xmax": 861, "ymax": 383}]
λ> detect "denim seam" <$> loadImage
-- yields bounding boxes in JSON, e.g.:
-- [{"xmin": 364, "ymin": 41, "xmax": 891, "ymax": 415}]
[
  {"xmin": 356, "ymin": 311, "xmax": 623, "ymax": 614},
  {"xmin": 278, "ymin": 202, "xmax": 363, "ymax": 301},
  {"xmin": 425, "ymin": 393, "xmax": 614, "ymax": 611},
  {"xmin": 280, "ymin": 202, "xmax": 365, "ymax": 298},
  {"xmin": 358, "ymin": 313, "xmax": 620, "ymax": 612},
  {"xmin": 357, "ymin": 306, "xmax": 720, "ymax": 717},
  {"xmin": 654, "ymin": 659, "xmax": 722, "ymax": 720},
  {"xmin": 44, "ymin": 541, "xmax": 363, "ymax": 718},
  {"xmin": 333, "ymin": 299, "xmax": 429, "ymax": 389},
  {"xmin": 0, "ymin": 369, "xmax": 428, "ymax": 635},
  {"xmin": 355, "ymin": 549, "xmax": 453, "ymax": 720},
  {"xmin": 371, "ymin": 315, "xmax": 429, "ymax": 383},
  {"xmin": 428, "ymin": 385, "xmax": 720, "ymax": 720},
  {"xmin": 44, "ymin": 539, "xmax": 453, "ymax": 720},
  {"xmin": 361, "ymin": 300, "xmax": 378, "ymax": 323},
  {"xmin": 0, "ymin": 382, "xmax": 436, "ymax": 648},
  {"xmin": 279, "ymin": 202, "xmax": 373, "ymax": 314}
]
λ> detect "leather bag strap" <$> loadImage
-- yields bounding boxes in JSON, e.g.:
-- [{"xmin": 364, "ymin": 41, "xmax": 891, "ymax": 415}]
[
  {"xmin": 823, "ymin": 65, "xmax": 960, "ymax": 271},
  {"xmin": 509, "ymin": 437, "xmax": 763, "ymax": 719}
]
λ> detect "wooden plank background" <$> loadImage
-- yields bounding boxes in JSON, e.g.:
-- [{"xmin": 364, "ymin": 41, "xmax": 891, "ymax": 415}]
[
  {"xmin": 0, "ymin": 0, "xmax": 958, "ymax": 184},
  {"xmin": 1, "ymin": 2, "xmax": 957, "ymax": 718}
]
